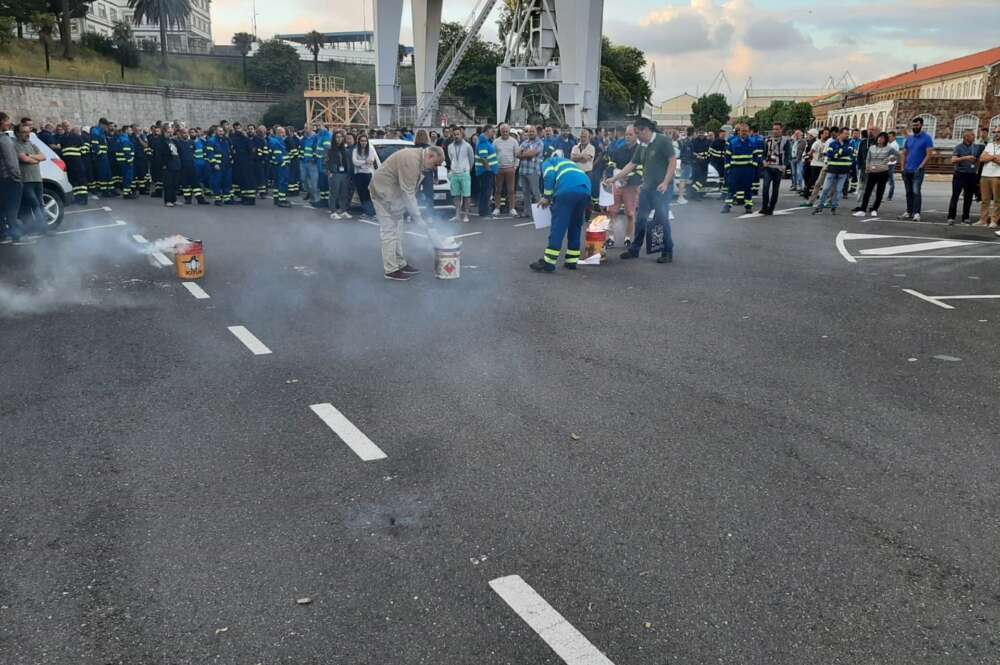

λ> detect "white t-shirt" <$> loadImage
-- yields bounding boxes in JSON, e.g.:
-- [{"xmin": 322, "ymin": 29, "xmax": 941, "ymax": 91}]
[
  {"xmin": 448, "ymin": 140, "xmax": 474, "ymax": 175},
  {"xmin": 810, "ymin": 138, "xmax": 827, "ymax": 167},
  {"xmin": 982, "ymin": 142, "xmax": 1000, "ymax": 178},
  {"xmin": 571, "ymin": 143, "xmax": 595, "ymax": 172}
]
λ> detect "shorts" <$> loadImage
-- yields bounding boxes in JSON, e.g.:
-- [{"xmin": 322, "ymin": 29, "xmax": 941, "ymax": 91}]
[
  {"xmin": 449, "ymin": 171, "xmax": 472, "ymax": 197},
  {"xmin": 613, "ymin": 184, "xmax": 639, "ymax": 217},
  {"xmin": 679, "ymin": 161, "xmax": 692, "ymax": 182}
]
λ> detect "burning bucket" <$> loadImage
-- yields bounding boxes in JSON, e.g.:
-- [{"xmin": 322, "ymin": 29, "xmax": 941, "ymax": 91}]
[
  {"xmin": 434, "ymin": 246, "xmax": 460, "ymax": 279},
  {"xmin": 175, "ymin": 239, "xmax": 205, "ymax": 279}
]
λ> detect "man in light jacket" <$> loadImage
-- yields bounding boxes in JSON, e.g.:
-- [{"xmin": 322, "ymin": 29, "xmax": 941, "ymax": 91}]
[{"xmin": 370, "ymin": 146, "xmax": 446, "ymax": 281}]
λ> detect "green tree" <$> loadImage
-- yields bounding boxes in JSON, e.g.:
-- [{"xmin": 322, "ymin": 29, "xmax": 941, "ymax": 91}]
[
  {"xmin": 598, "ymin": 65, "xmax": 631, "ymax": 121},
  {"xmin": 0, "ymin": 15, "xmax": 14, "ymax": 49},
  {"xmin": 231, "ymin": 30, "xmax": 254, "ymax": 85},
  {"xmin": 303, "ymin": 30, "xmax": 324, "ymax": 76},
  {"xmin": 127, "ymin": 0, "xmax": 191, "ymax": 66},
  {"xmin": 436, "ymin": 21, "xmax": 502, "ymax": 118},
  {"xmin": 247, "ymin": 38, "xmax": 301, "ymax": 92},
  {"xmin": 262, "ymin": 96, "xmax": 306, "ymax": 127},
  {"xmin": 752, "ymin": 100, "xmax": 813, "ymax": 132},
  {"xmin": 30, "ymin": 11, "xmax": 54, "ymax": 71},
  {"xmin": 111, "ymin": 20, "xmax": 138, "ymax": 78},
  {"xmin": 600, "ymin": 37, "xmax": 651, "ymax": 117},
  {"xmin": 690, "ymin": 93, "xmax": 731, "ymax": 128},
  {"xmin": 0, "ymin": 0, "xmax": 42, "ymax": 38}
]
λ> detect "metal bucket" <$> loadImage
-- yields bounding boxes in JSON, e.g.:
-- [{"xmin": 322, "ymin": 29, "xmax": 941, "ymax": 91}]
[
  {"xmin": 175, "ymin": 239, "xmax": 205, "ymax": 279},
  {"xmin": 434, "ymin": 246, "xmax": 460, "ymax": 279}
]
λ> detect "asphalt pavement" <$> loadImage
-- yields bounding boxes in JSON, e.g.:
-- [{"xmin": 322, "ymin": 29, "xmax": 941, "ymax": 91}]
[{"xmin": 2, "ymin": 180, "xmax": 999, "ymax": 664}]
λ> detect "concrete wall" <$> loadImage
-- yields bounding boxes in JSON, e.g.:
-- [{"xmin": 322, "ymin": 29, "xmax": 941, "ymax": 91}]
[{"xmin": 0, "ymin": 76, "xmax": 281, "ymax": 127}]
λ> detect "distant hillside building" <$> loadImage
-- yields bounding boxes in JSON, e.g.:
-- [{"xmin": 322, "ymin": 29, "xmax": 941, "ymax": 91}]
[
  {"xmin": 733, "ymin": 87, "xmax": 831, "ymax": 118},
  {"xmin": 69, "ymin": 0, "xmax": 213, "ymax": 53},
  {"xmin": 645, "ymin": 93, "xmax": 697, "ymax": 130},
  {"xmin": 811, "ymin": 45, "xmax": 1000, "ymax": 147}
]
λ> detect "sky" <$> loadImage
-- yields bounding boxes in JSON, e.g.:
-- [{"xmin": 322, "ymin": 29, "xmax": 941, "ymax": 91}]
[{"xmin": 211, "ymin": 0, "xmax": 1000, "ymax": 102}]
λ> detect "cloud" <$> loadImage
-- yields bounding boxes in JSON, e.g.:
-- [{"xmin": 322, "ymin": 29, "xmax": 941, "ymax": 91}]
[{"xmin": 742, "ymin": 19, "xmax": 809, "ymax": 51}]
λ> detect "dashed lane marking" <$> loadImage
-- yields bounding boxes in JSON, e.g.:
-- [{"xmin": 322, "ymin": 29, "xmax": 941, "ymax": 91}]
[
  {"xmin": 449, "ymin": 232, "xmax": 482, "ymax": 240},
  {"xmin": 227, "ymin": 325, "xmax": 272, "ymax": 355},
  {"xmin": 309, "ymin": 403, "xmax": 387, "ymax": 461},
  {"xmin": 181, "ymin": 282, "xmax": 210, "ymax": 299},
  {"xmin": 514, "ymin": 221, "xmax": 535, "ymax": 227},
  {"xmin": 150, "ymin": 251, "xmax": 173, "ymax": 267},
  {"xmin": 54, "ymin": 220, "xmax": 127, "ymax": 235},
  {"xmin": 859, "ymin": 239, "xmax": 974, "ymax": 256},
  {"xmin": 132, "ymin": 234, "xmax": 148, "ymax": 243},
  {"xmin": 489, "ymin": 575, "xmax": 615, "ymax": 665},
  {"xmin": 64, "ymin": 207, "xmax": 110, "ymax": 216}
]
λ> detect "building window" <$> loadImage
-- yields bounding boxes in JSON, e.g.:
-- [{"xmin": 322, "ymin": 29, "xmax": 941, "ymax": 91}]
[
  {"xmin": 990, "ymin": 115, "xmax": 1000, "ymax": 134},
  {"xmin": 97, "ymin": 4, "xmax": 106, "ymax": 18},
  {"xmin": 876, "ymin": 112, "xmax": 885, "ymax": 129},
  {"xmin": 915, "ymin": 114, "xmax": 938, "ymax": 139},
  {"xmin": 953, "ymin": 114, "xmax": 979, "ymax": 139},
  {"xmin": 109, "ymin": 8, "xmax": 117, "ymax": 21}
]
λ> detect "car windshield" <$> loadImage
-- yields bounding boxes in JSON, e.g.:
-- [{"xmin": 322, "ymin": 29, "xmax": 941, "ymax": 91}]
[{"xmin": 375, "ymin": 144, "xmax": 408, "ymax": 164}]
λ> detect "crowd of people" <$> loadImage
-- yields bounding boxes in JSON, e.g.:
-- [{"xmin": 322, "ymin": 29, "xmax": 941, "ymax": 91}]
[{"xmin": 3, "ymin": 106, "xmax": 1000, "ymax": 274}]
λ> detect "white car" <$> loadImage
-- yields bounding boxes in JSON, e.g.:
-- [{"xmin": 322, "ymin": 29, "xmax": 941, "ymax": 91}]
[
  {"xmin": 4, "ymin": 131, "xmax": 72, "ymax": 229},
  {"xmin": 369, "ymin": 139, "xmax": 452, "ymax": 207}
]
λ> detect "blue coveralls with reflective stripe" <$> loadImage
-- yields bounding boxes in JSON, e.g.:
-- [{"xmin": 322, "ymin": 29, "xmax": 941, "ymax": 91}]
[
  {"xmin": 541, "ymin": 156, "xmax": 592, "ymax": 267},
  {"xmin": 725, "ymin": 135, "xmax": 759, "ymax": 208}
]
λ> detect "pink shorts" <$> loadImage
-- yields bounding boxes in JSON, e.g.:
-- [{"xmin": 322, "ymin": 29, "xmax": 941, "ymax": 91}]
[{"xmin": 613, "ymin": 185, "xmax": 638, "ymax": 217}]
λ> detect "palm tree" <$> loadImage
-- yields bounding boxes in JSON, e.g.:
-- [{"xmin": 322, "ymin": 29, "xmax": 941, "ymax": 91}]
[
  {"xmin": 127, "ymin": 0, "xmax": 192, "ymax": 67},
  {"xmin": 231, "ymin": 31, "xmax": 255, "ymax": 85},
  {"xmin": 303, "ymin": 30, "xmax": 325, "ymax": 77}
]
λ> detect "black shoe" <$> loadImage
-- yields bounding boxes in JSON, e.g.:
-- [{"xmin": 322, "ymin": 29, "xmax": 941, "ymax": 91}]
[
  {"xmin": 384, "ymin": 269, "xmax": 411, "ymax": 281},
  {"xmin": 831, "ymin": 208, "xmax": 838, "ymax": 215},
  {"xmin": 214, "ymin": 200, "xmax": 223, "ymax": 206},
  {"xmin": 619, "ymin": 251, "xmax": 637, "ymax": 260},
  {"xmin": 760, "ymin": 209, "xmax": 773, "ymax": 216},
  {"xmin": 400, "ymin": 264, "xmax": 421, "ymax": 275},
  {"xmin": 744, "ymin": 206, "xmax": 753, "ymax": 214},
  {"xmin": 225, "ymin": 200, "xmax": 236, "ymax": 206},
  {"xmin": 563, "ymin": 263, "xmax": 577, "ymax": 270},
  {"xmin": 657, "ymin": 254, "xmax": 673, "ymax": 264},
  {"xmin": 529, "ymin": 258, "xmax": 555, "ymax": 273},
  {"xmin": 197, "ymin": 197, "xmax": 209, "ymax": 205},
  {"xmin": 947, "ymin": 218, "xmax": 956, "ymax": 226},
  {"xmin": 276, "ymin": 201, "xmax": 291, "ymax": 208},
  {"xmin": 852, "ymin": 206, "xmax": 863, "ymax": 212}
]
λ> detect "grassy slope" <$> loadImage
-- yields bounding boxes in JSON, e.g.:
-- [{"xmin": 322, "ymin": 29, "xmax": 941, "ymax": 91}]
[{"xmin": 0, "ymin": 40, "xmax": 414, "ymax": 98}]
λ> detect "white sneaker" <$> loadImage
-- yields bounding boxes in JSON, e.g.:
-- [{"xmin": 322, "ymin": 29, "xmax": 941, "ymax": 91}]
[
  {"xmin": 329, "ymin": 212, "xmax": 342, "ymax": 220},
  {"xmin": 462, "ymin": 215, "xmax": 471, "ymax": 223},
  {"xmin": 669, "ymin": 210, "xmax": 675, "ymax": 220},
  {"xmin": 913, "ymin": 213, "xmax": 921, "ymax": 222},
  {"xmin": 677, "ymin": 197, "xmax": 689, "ymax": 205},
  {"xmin": 972, "ymin": 220, "xmax": 987, "ymax": 227},
  {"xmin": 898, "ymin": 212, "xmax": 912, "ymax": 220},
  {"xmin": 871, "ymin": 209, "xmax": 878, "ymax": 217},
  {"xmin": 341, "ymin": 212, "xmax": 352, "ymax": 219},
  {"xmin": 447, "ymin": 215, "xmax": 460, "ymax": 222},
  {"xmin": 491, "ymin": 209, "xmax": 500, "ymax": 217},
  {"xmin": 852, "ymin": 211, "xmax": 866, "ymax": 217},
  {"xmin": 990, "ymin": 223, "xmax": 999, "ymax": 229}
]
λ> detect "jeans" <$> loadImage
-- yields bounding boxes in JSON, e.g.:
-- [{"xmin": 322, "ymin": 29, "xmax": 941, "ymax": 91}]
[
  {"xmin": 353, "ymin": 172, "xmax": 374, "ymax": 216},
  {"xmin": 948, "ymin": 171, "xmax": 977, "ymax": 221},
  {"xmin": 791, "ymin": 159, "xmax": 803, "ymax": 189},
  {"xmin": 0, "ymin": 178, "xmax": 23, "ymax": 239},
  {"xmin": 818, "ymin": 172, "xmax": 849, "ymax": 209},
  {"xmin": 903, "ymin": 168, "xmax": 924, "ymax": 214},
  {"xmin": 762, "ymin": 167, "xmax": 783, "ymax": 212},
  {"xmin": 887, "ymin": 163, "xmax": 896, "ymax": 198},
  {"xmin": 301, "ymin": 161, "xmax": 319, "ymax": 200},
  {"xmin": 860, "ymin": 171, "xmax": 889, "ymax": 213},
  {"xmin": 630, "ymin": 186, "xmax": 673, "ymax": 257},
  {"xmin": 329, "ymin": 172, "xmax": 352, "ymax": 213},
  {"xmin": 519, "ymin": 173, "xmax": 541, "ymax": 214},
  {"xmin": 20, "ymin": 181, "xmax": 47, "ymax": 232},
  {"xmin": 477, "ymin": 171, "xmax": 495, "ymax": 216}
]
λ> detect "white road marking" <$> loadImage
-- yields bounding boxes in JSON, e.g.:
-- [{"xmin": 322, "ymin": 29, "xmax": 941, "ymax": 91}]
[
  {"xmin": 449, "ymin": 231, "xmax": 482, "ymax": 240},
  {"xmin": 309, "ymin": 403, "xmax": 387, "ymax": 461},
  {"xmin": 859, "ymin": 240, "xmax": 974, "ymax": 256},
  {"xmin": 489, "ymin": 575, "xmax": 615, "ymax": 665},
  {"xmin": 902, "ymin": 289, "xmax": 954, "ymax": 309},
  {"xmin": 835, "ymin": 230, "xmax": 857, "ymax": 263},
  {"xmin": 132, "ymin": 234, "xmax": 148, "ymax": 243},
  {"xmin": 181, "ymin": 282, "xmax": 210, "ymax": 299},
  {"xmin": 737, "ymin": 212, "xmax": 763, "ymax": 219},
  {"xmin": 227, "ymin": 325, "xmax": 272, "ymax": 355},
  {"xmin": 357, "ymin": 219, "xmax": 380, "ymax": 226},
  {"xmin": 405, "ymin": 231, "xmax": 428, "ymax": 238},
  {"xmin": 64, "ymin": 207, "xmax": 108, "ymax": 216},
  {"xmin": 54, "ymin": 220, "xmax": 127, "ymax": 235},
  {"xmin": 514, "ymin": 221, "xmax": 535, "ymax": 227},
  {"xmin": 150, "ymin": 251, "xmax": 173, "ymax": 267},
  {"xmin": 101, "ymin": 206, "xmax": 113, "ymax": 212}
]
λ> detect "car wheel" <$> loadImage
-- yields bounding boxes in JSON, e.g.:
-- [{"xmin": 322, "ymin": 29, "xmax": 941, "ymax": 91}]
[{"xmin": 42, "ymin": 186, "xmax": 65, "ymax": 230}]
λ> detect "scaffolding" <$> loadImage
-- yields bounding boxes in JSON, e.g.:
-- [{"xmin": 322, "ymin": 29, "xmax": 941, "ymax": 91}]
[{"xmin": 304, "ymin": 75, "xmax": 371, "ymax": 128}]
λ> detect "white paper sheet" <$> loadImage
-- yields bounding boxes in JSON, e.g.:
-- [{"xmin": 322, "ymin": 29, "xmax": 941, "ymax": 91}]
[
  {"xmin": 531, "ymin": 203, "xmax": 552, "ymax": 229},
  {"xmin": 598, "ymin": 185, "xmax": 614, "ymax": 207}
]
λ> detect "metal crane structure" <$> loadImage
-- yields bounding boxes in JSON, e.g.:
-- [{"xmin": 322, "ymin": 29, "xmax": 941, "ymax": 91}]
[
  {"xmin": 372, "ymin": 0, "xmax": 604, "ymax": 129},
  {"xmin": 496, "ymin": 0, "xmax": 604, "ymax": 129}
]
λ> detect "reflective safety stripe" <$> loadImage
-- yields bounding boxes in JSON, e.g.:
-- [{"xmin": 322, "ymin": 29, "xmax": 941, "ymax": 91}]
[
  {"xmin": 543, "ymin": 255, "xmax": 559, "ymax": 264},
  {"xmin": 544, "ymin": 248, "xmax": 561, "ymax": 257},
  {"xmin": 565, "ymin": 249, "xmax": 581, "ymax": 256}
]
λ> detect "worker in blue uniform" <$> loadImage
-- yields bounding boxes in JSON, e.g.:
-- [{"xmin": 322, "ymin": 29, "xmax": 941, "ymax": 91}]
[
  {"xmin": 90, "ymin": 118, "xmax": 113, "ymax": 197},
  {"xmin": 286, "ymin": 127, "xmax": 301, "ymax": 197},
  {"xmin": 107, "ymin": 124, "xmax": 122, "ymax": 194},
  {"xmin": 115, "ymin": 127, "xmax": 136, "ymax": 198},
  {"xmin": 314, "ymin": 125, "xmax": 332, "ymax": 208},
  {"xmin": 193, "ymin": 129, "xmax": 210, "ymax": 199},
  {"xmin": 750, "ymin": 128, "xmax": 765, "ymax": 198},
  {"xmin": 268, "ymin": 127, "xmax": 292, "ymax": 208},
  {"xmin": 722, "ymin": 124, "xmax": 759, "ymax": 214},
  {"xmin": 252, "ymin": 125, "xmax": 269, "ymax": 199},
  {"xmin": 689, "ymin": 129, "xmax": 711, "ymax": 199},
  {"xmin": 130, "ymin": 126, "xmax": 148, "ymax": 195},
  {"xmin": 529, "ymin": 155, "xmax": 591, "ymax": 273},
  {"xmin": 206, "ymin": 125, "xmax": 235, "ymax": 205},
  {"xmin": 231, "ymin": 122, "xmax": 257, "ymax": 205}
]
